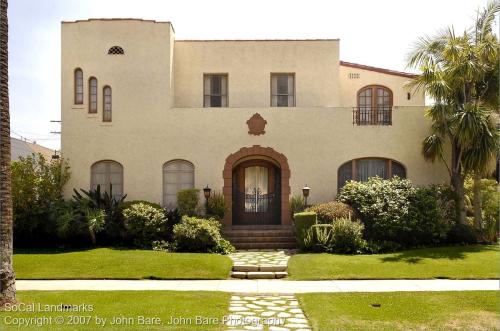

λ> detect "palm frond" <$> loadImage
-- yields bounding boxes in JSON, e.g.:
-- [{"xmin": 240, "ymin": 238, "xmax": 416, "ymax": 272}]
[
  {"xmin": 422, "ymin": 134, "xmax": 445, "ymax": 162},
  {"xmin": 475, "ymin": 1, "xmax": 500, "ymax": 42}
]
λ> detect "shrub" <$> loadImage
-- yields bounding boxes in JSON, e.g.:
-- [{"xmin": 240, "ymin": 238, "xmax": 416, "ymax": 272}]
[
  {"xmin": 85, "ymin": 208, "xmax": 106, "ymax": 245},
  {"xmin": 465, "ymin": 177, "xmax": 499, "ymax": 242},
  {"xmin": 448, "ymin": 223, "xmax": 477, "ymax": 244},
  {"xmin": 206, "ymin": 191, "xmax": 227, "ymax": 220},
  {"xmin": 306, "ymin": 201, "xmax": 356, "ymax": 224},
  {"xmin": 173, "ymin": 216, "xmax": 234, "ymax": 254},
  {"xmin": 330, "ymin": 217, "xmax": 366, "ymax": 254},
  {"xmin": 301, "ymin": 224, "xmax": 334, "ymax": 252},
  {"xmin": 122, "ymin": 202, "xmax": 168, "ymax": 248},
  {"xmin": 11, "ymin": 153, "xmax": 71, "ymax": 246},
  {"xmin": 338, "ymin": 177, "xmax": 456, "ymax": 248},
  {"xmin": 165, "ymin": 208, "xmax": 182, "ymax": 241},
  {"xmin": 293, "ymin": 212, "xmax": 317, "ymax": 250},
  {"xmin": 73, "ymin": 184, "xmax": 127, "ymax": 244},
  {"xmin": 290, "ymin": 195, "xmax": 306, "ymax": 217},
  {"xmin": 120, "ymin": 200, "xmax": 162, "ymax": 212},
  {"xmin": 55, "ymin": 201, "xmax": 90, "ymax": 245},
  {"xmin": 177, "ymin": 189, "xmax": 200, "ymax": 216},
  {"xmin": 406, "ymin": 185, "xmax": 455, "ymax": 245}
]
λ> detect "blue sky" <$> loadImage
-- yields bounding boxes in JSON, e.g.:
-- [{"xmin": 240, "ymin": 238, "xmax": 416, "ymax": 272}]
[{"xmin": 8, "ymin": 0, "xmax": 493, "ymax": 150}]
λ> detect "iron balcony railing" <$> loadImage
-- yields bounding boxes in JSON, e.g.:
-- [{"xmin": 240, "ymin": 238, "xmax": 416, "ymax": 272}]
[{"xmin": 352, "ymin": 106, "xmax": 392, "ymax": 126}]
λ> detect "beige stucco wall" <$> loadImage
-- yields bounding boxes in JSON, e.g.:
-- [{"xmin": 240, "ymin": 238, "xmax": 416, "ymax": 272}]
[
  {"xmin": 61, "ymin": 20, "xmax": 449, "ymax": 209},
  {"xmin": 174, "ymin": 40, "xmax": 340, "ymax": 108}
]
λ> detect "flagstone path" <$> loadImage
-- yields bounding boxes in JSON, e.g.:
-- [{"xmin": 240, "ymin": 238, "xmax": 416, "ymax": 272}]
[
  {"xmin": 229, "ymin": 250, "xmax": 295, "ymax": 279},
  {"xmin": 226, "ymin": 294, "xmax": 311, "ymax": 331}
]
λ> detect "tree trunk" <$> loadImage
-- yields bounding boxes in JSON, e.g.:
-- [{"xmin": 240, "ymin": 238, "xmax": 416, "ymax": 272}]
[
  {"xmin": 451, "ymin": 171, "xmax": 467, "ymax": 225},
  {"xmin": 0, "ymin": 0, "xmax": 16, "ymax": 306},
  {"xmin": 472, "ymin": 173, "xmax": 483, "ymax": 237},
  {"xmin": 450, "ymin": 140, "xmax": 466, "ymax": 225}
]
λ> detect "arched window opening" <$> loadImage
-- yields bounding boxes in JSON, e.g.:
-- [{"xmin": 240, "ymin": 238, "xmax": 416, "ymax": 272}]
[
  {"xmin": 89, "ymin": 77, "xmax": 98, "ymax": 113},
  {"xmin": 90, "ymin": 160, "xmax": 124, "ymax": 199},
  {"xmin": 354, "ymin": 85, "xmax": 393, "ymax": 125},
  {"xmin": 338, "ymin": 158, "xmax": 406, "ymax": 190},
  {"xmin": 74, "ymin": 68, "xmax": 83, "ymax": 104},
  {"xmin": 163, "ymin": 160, "xmax": 195, "ymax": 208},
  {"xmin": 103, "ymin": 86, "xmax": 112, "ymax": 122}
]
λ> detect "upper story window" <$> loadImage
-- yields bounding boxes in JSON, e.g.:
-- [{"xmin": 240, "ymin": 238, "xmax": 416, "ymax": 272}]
[
  {"xmin": 103, "ymin": 86, "xmax": 112, "ymax": 122},
  {"xmin": 89, "ymin": 77, "xmax": 98, "ymax": 113},
  {"xmin": 354, "ymin": 85, "xmax": 393, "ymax": 125},
  {"xmin": 271, "ymin": 74, "xmax": 295, "ymax": 107},
  {"xmin": 204, "ymin": 74, "xmax": 228, "ymax": 107},
  {"xmin": 338, "ymin": 158, "xmax": 406, "ymax": 190},
  {"xmin": 108, "ymin": 46, "xmax": 124, "ymax": 55},
  {"xmin": 74, "ymin": 68, "xmax": 83, "ymax": 104}
]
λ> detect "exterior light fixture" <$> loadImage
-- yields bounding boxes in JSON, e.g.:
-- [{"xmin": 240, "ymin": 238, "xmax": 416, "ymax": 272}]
[
  {"xmin": 51, "ymin": 150, "xmax": 60, "ymax": 160},
  {"xmin": 302, "ymin": 185, "xmax": 310, "ymax": 206},
  {"xmin": 203, "ymin": 185, "xmax": 212, "ymax": 200},
  {"xmin": 203, "ymin": 185, "xmax": 212, "ymax": 214}
]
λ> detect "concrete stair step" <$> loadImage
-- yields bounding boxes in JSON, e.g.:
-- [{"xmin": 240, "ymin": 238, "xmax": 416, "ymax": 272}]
[
  {"xmin": 231, "ymin": 271, "xmax": 288, "ymax": 279},
  {"xmin": 233, "ymin": 242, "xmax": 297, "ymax": 249},
  {"xmin": 224, "ymin": 231, "xmax": 296, "ymax": 238},
  {"xmin": 228, "ymin": 236, "xmax": 296, "ymax": 243},
  {"xmin": 224, "ymin": 225, "xmax": 294, "ymax": 230},
  {"xmin": 233, "ymin": 265, "xmax": 287, "ymax": 272}
]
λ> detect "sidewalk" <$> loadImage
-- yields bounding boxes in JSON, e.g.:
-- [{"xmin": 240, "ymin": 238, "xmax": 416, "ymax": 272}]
[{"xmin": 16, "ymin": 279, "xmax": 499, "ymax": 293}]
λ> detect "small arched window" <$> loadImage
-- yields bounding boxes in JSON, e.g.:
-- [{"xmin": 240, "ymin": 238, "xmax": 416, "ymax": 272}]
[
  {"xmin": 74, "ymin": 68, "xmax": 83, "ymax": 104},
  {"xmin": 103, "ymin": 86, "xmax": 112, "ymax": 122},
  {"xmin": 355, "ymin": 85, "xmax": 393, "ymax": 125},
  {"xmin": 88, "ymin": 77, "xmax": 98, "ymax": 113},
  {"xmin": 90, "ymin": 160, "xmax": 124, "ymax": 199},
  {"xmin": 338, "ymin": 158, "xmax": 406, "ymax": 190},
  {"xmin": 108, "ymin": 46, "xmax": 124, "ymax": 55},
  {"xmin": 163, "ymin": 160, "xmax": 195, "ymax": 208}
]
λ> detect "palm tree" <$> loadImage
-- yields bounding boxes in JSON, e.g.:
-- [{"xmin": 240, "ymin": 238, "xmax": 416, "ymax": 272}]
[
  {"xmin": 407, "ymin": 2, "xmax": 499, "ymax": 226},
  {"xmin": 0, "ymin": 0, "xmax": 16, "ymax": 305}
]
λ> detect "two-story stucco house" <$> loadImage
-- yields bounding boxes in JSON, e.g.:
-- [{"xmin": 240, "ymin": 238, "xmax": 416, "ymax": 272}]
[{"xmin": 61, "ymin": 19, "xmax": 448, "ymax": 247}]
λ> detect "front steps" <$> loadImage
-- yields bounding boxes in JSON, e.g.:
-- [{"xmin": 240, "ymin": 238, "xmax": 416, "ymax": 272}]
[
  {"xmin": 223, "ymin": 225, "xmax": 297, "ymax": 250},
  {"xmin": 228, "ymin": 249, "xmax": 293, "ymax": 279},
  {"xmin": 232, "ymin": 264, "xmax": 288, "ymax": 279}
]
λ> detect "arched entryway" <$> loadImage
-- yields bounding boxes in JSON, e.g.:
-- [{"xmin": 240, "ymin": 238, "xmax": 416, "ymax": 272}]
[{"xmin": 223, "ymin": 145, "xmax": 291, "ymax": 226}]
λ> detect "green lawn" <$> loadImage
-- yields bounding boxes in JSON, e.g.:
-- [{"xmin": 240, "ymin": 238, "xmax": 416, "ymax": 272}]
[
  {"xmin": 299, "ymin": 291, "xmax": 499, "ymax": 331},
  {"xmin": 0, "ymin": 291, "xmax": 230, "ymax": 331},
  {"xmin": 14, "ymin": 248, "xmax": 232, "ymax": 279},
  {"xmin": 289, "ymin": 245, "xmax": 499, "ymax": 280}
]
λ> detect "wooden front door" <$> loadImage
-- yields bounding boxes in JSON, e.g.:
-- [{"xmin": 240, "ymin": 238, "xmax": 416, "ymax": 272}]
[{"xmin": 232, "ymin": 160, "xmax": 281, "ymax": 225}]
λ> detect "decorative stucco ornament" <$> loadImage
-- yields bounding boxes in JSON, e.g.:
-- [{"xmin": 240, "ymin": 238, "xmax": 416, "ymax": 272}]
[{"xmin": 247, "ymin": 113, "xmax": 267, "ymax": 135}]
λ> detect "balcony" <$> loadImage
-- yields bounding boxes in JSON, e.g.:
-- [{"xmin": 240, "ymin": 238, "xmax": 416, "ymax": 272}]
[{"xmin": 352, "ymin": 106, "xmax": 392, "ymax": 126}]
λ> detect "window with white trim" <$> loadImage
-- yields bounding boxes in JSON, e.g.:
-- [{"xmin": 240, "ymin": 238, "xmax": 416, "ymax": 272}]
[{"xmin": 271, "ymin": 74, "xmax": 295, "ymax": 107}]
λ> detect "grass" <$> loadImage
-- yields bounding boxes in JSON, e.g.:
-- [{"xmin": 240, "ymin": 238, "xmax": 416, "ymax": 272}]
[
  {"xmin": 0, "ymin": 291, "xmax": 230, "ymax": 331},
  {"xmin": 14, "ymin": 248, "xmax": 232, "ymax": 280},
  {"xmin": 288, "ymin": 245, "xmax": 499, "ymax": 280},
  {"xmin": 298, "ymin": 291, "xmax": 499, "ymax": 331}
]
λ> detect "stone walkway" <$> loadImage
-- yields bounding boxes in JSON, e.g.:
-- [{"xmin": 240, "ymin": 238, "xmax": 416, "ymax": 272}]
[
  {"xmin": 227, "ymin": 294, "xmax": 311, "ymax": 331},
  {"xmin": 16, "ymin": 279, "xmax": 499, "ymax": 293},
  {"xmin": 229, "ymin": 250, "xmax": 294, "ymax": 279}
]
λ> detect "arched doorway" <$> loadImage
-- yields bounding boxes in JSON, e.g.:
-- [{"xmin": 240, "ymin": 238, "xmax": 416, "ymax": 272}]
[
  {"xmin": 223, "ymin": 145, "xmax": 291, "ymax": 226},
  {"xmin": 232, "ymin": 159, "xmax": 281, "ymax": 225}
]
